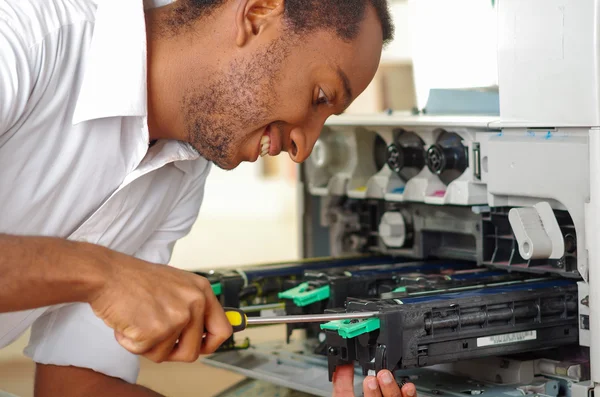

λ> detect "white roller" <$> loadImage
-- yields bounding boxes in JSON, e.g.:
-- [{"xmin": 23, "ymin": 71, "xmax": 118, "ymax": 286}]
[{"xmin": 378, "ymin": 211, "xmax": 407, "ymax": 248}]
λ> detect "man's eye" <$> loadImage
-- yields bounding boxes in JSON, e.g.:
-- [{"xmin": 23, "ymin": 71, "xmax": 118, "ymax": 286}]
[{"xmin": 317, "ymin": 89, "xmax": 330, "ymax": 106}]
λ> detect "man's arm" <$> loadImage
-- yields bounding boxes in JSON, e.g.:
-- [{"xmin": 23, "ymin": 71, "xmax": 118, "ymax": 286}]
[
  {"xmin": 1, "ymin": 233, "xmax": 231, "ymax": 358},
  {"xmin": 1, "ymin": 236, "xmax": 162, "ymax": 397},
  {"xmin": 0, "ymin": 235, "xmax": 169, "ymax": 397},
  {"xmin": 35, "ymin": 364, "xmax": 164, "ymax": 397},
  {"xmin": 4, "ymin": 232, "xmax": 230, "ymax": 397},
  {"xmin": 28, "ymin": 162, "xmax": 226, "ymax": 396},
  {"xmin": 0, "ymin": 234, "xmax": 107, "ymax": 313}
]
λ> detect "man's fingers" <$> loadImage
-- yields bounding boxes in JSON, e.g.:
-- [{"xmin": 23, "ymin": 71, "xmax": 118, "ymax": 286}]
[
  {"xmin": 332, "ymin": 364, "xmax": 356, "ymax": 397},
  {"xmin": 376, "ymin": 370, "xmax": 402, "ymax": 397},
  {"xmin": 401, "ymin": 382, "xmax": 417, "ymax": 397},
  {"xmin": 142, "ymin": 331, "xmax": 181, "ymax": 363},
  {"xmin": 363, "ymin": 376, "xmax": 383, "ymax": 397},
  {"xmin": 114, "ymin": 331, "xmax": 149, "ymax": 355},
  {"xmin": 199, "ymin": 292, "xmax": 233, "ymax": 354},
  {"xmin": 166, "ymin": 304, "xmax": 205, "ymax": 362}
]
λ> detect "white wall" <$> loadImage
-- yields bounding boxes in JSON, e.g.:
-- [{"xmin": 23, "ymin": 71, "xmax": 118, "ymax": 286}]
[
  {"xmin": 408, "ymin": 0, "xmax": 498, "ymax": 108},
  {"xmin": 170, "ymin": 159, "xmax": 301, "ymax": 271}
]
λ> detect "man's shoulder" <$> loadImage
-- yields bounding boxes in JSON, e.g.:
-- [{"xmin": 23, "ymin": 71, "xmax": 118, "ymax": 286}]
[{"xmin": 1, "ymin": 0, "xmax": 97, "ymax": 46}]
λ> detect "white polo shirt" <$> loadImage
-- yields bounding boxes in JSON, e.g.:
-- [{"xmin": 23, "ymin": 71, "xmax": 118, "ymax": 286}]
[{"xmin": 0, "ymin": 0, "xmax": 211, "ymax": 383}]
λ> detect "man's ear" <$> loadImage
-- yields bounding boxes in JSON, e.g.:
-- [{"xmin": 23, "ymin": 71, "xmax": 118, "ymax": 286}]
[{"xmin": 235, "ymin": 0, "xmax": 285, "ymax": 47}]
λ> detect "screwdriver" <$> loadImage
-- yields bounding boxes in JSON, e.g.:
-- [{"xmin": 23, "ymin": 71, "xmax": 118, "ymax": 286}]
[{"xmin": 223, "ymin": 307, "xmax": 380, "ymax": 333}]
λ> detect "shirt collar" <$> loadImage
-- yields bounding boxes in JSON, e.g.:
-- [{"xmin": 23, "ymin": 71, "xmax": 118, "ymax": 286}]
[
  {"xmin": 72, "ymin": 0, "xmax": 201, "ymax": 171},
  {"xmin": 72, "ymin": 0, "xmax": 150, "ymax": 125}
]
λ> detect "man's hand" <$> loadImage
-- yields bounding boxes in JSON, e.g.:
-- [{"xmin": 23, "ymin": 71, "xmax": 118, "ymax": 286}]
[
  {"xmin": 88, "ymin": 247, "xmax": 233, "ymax": 363},
  {"xmin": 332, "ymin": 365, "xmax": 417, "ymax": 397},
  {"xmin": 0, "ymin": 234, "xmax": 231, "ymax": 363}
]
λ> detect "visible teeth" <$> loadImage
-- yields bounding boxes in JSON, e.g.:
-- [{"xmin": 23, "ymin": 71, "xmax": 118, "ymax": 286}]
[{"xmin": 260, "ymin": 134, "xmax": 271, "ymax": 157}]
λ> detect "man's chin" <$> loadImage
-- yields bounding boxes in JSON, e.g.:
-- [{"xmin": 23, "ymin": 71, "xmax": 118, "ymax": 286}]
[
  {"xmin": 213, "ymin": 158, "xmax": 241, "ymax": 171},
  {"xmin": 191, "ymin": 147, "xmax": 242, "ymax": 170}
]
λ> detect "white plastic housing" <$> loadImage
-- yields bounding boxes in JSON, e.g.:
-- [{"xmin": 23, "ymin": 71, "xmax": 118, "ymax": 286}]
[
  {"xmin": 318, "ymin": 113, "xmax": 492, "ymax": 206},
  {"xmin": 508, "ymin": 202, "xmax": 565, "ymax": 260},
  {"xmin": 497, "ymin": 0, "xmax": 600, "ymax": 126},
  {"xmin": 378, "ymin": 211, "xmax": 407, "ymax": 248}
]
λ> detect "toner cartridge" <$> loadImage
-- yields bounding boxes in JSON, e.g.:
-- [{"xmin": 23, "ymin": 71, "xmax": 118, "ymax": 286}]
[
  {"xmin": 279, "ymin": 261, "xmax": 529, "ymax": 344},
  {"xmin": 324, "ymin": 279, "xmax": 579, "ymax": 380},
  {"xmin": 279, "ymin": 260, "xmax": 479, "ymax": 342}
]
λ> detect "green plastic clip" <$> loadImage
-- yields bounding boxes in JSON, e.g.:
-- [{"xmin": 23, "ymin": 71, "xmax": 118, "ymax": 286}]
[
  {"xmin": 392, "ymin": 286, "xmax": 407, "ymax": 293},
  {"xmin": 320, "ymin": 318, "xmax": 381, "ymax": 339},
  {"xmin": 212, "ymin": 282, "xmax": 222, "ymax": 296},
  {"xmin": 278, "ymin": 282, "xmax": 330, "ymax": 307}
]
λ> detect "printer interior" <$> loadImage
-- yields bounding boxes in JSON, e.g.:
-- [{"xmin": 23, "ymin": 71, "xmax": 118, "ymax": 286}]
[{"xmin": 199, "ymin": 1, "xmax": 600, "ymax": 396}]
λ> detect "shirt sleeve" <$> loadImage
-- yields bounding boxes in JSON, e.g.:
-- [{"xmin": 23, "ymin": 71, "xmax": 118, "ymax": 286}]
[
  {"xmin": 0, "ymin": 17, "xmax": 33, "ymax": 137},
  {"xmin": 23, "ymin": 161, "xmax": 212, "ymax": 384}
]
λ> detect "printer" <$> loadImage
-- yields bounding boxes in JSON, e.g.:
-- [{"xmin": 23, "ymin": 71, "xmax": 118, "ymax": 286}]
[{"xmin": 200, "ymin": 1, "xmax": 600, "ymax": 396}]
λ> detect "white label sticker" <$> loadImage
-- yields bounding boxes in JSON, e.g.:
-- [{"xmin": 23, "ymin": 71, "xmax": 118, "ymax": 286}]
[{"xmin": 477, "ymin": 330, "xmax": 537, "ymax": 347}]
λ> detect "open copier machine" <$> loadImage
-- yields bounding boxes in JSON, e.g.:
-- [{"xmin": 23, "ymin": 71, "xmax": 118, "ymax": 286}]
[{"xmin": 200, "ymin": 1, "xmax": 600, "ymax": 396}]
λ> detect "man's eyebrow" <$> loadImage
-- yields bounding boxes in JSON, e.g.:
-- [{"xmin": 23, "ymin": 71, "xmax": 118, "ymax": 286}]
[{"xmin": 336, "ymin": 66, "xmax": 353, "ymax": 115}]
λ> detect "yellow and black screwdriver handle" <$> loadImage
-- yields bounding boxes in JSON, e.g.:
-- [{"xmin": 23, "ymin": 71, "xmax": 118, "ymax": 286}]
[
  {"xmin": 224, "ymin": 307, "xmax": 248, "ymax": 333},
  {"xmin": 221, "ymin": 306, "xmax": 379, "ymax": 333}
]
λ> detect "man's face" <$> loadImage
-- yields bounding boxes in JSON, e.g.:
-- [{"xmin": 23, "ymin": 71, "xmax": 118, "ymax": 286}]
[{"xmin": 181, "ymin": 5, "xmax": 383, "ymax": 170}]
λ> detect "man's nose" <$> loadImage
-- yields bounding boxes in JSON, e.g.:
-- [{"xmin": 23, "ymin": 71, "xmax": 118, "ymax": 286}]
[{"xmin": 288, "ymin": 120, "xmax": 325, "ymax": 164}]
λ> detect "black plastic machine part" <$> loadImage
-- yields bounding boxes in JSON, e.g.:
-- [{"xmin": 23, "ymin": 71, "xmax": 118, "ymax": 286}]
[
  {"xmin": 213, "ymin": 256, "xmax": 398, "ymax": 308},
  {"xmin": 387, "ymin": 145, "xmax": 425, "ymax": 174},
  {"xmin": 281, "ymin": 260, "xmax": 480, "ymax": 348},
  {"xmin": 425, "ymin": 130, "xmax": 468, "ymax": 184},
  {"xmin": 385, "ymin": 129, "xmax": 426, "ymax": 181},
  {"xmin": 374, "ymin": 134, "xmax": 390, "ymax": 171},
  {"xmin": 325, "ymin": 280, "xmax": 579, "ymax": 381},
  {"xmin": 192, "ymin": 256, "xmax": 403, "ymax": 351},
  {"xmin": 283, "ymin": 266, "xmax": 532, "ymax": 353}
]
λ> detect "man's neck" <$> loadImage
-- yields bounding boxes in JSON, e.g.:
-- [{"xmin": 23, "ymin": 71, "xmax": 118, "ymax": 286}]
[{"xmin": 144, "ymin": 3, "xmax": 231, "ymax": 142}]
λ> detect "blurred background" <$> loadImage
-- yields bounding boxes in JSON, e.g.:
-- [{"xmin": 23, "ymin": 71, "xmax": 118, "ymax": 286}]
[{"xmin": 0, "ymin": 0, "xmax": 499, "ymax": 395}]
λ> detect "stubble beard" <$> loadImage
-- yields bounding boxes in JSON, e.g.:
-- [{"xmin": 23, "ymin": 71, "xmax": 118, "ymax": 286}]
[{"xmin": 180, "ymin": 38, "xmax": 290, "ymax": 170}]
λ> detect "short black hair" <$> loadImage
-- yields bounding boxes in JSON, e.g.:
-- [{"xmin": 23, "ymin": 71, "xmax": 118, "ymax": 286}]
[
  {"xmin": 170, "ymin": 0, "xmax": 395, "ymax": 45},
  {"xmin": 284, "ymin": 0, "xmax": 394, "ymax": 45}
]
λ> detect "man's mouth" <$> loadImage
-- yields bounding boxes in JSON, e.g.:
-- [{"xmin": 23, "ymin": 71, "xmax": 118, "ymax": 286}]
[
  {"xmin": 259, "ymin": 124, "xmax": 282, "ymax": 158},
  {"xmin": 260, "ymin": 126, "xmax": 271, "ymax": 157}
]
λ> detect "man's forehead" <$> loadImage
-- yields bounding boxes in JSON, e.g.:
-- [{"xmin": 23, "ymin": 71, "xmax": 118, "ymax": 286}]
[{"xmin": 336, "ymin": 66, "xmax": 353, "ymax": 115}]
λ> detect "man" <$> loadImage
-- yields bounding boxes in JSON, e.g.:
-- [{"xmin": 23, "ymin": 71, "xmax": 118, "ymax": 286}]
[{"xmin": 0, "ymin": 0, "xmax": 412, "ymax": 395}]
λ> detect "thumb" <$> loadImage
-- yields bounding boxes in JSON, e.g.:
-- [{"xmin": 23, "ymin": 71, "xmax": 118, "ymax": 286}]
[
  {"xmin": 401, "ymin": 382, "xmax": 417, "ymax": 397},
  {"xmin": 332, "ymin": 364, "xmax": 356, "ymax": 397},
  {"xmin": 114, "ymin": 331, "xmax": 146, "ymax": 354}
]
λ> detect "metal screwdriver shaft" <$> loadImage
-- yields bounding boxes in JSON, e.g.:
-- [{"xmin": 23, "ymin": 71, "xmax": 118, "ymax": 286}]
[{"xmin": 245, "ymin": 311, "xmax": 379, "ymax": 325}]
